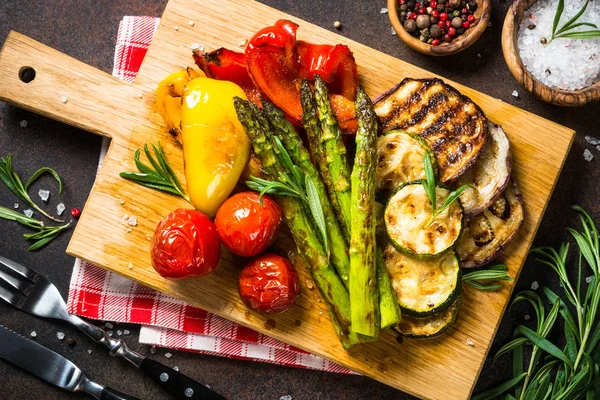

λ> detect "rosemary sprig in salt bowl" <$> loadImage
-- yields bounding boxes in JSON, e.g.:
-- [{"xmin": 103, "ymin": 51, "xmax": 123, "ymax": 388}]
[{"xmin": 543, "ymin": 0, "xmax": 600, "ymax": 44}]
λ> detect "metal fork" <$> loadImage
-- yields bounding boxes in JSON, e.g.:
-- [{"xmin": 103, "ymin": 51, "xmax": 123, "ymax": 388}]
[{"xmin": 0, "ymin": 255, "xmax": 225, "ymax": 400}]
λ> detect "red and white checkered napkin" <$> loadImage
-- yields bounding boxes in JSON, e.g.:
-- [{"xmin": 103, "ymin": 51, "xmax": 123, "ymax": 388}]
[{"xmin": 66, "ymin": 16, "xmax": 353, "ymax": 374}]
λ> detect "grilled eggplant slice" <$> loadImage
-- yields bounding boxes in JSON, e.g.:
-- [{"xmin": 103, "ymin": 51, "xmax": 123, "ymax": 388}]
[
  {"xmin": 374, "ymin": 78, "xmax": 488, "ymax": 183},
  {"xmin": 456, "ymin": 179, "xmax": 524, "ymax": 268},
  {"xmin": 376, "ymin": 130, "xmax": 437, "ymax": 196},
  {"xmin": 385, "ymin": 181, "xmax": 463, "ymax": 258},
  {"xmin": 383, "ymin": 245, "xmax": 461, "ymax": 316},
  {"xmin": 394, "ymin": 297, "xmax": 461, "ymax": 338},
  {"xmin": 454, "ymin": 122, "xmax": 511, "ymax": 217}
]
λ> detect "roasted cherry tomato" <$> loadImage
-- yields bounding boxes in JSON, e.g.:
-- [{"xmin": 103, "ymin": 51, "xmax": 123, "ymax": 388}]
[
  {"xmin": 151, "ymin": 209, "xmax": 221, "ymax": 279},
  {"xmin": 239, "ymin": 253, "xmax": 299, "ymax": 313},
  {"xmin": 215, "ymin": 192, "xmax": 282, "ymax": 257}
]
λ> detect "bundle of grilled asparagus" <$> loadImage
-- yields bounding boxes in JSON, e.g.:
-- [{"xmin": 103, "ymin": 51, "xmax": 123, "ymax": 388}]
[{"xmin": 235, "ymin": 76, "xmax": 401, "ymax": 348}]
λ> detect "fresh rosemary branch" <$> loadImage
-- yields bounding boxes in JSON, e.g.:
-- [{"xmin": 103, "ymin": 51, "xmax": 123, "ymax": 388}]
[
  {"xmin": 474, "ymin": 206, "xmax": 600, "ymax": 400},
  {"xmin": 423, "ymin": 152, "xmax": 469, "ymax": 220},
  {"xmin": 0, "ymin": 154, "xmax": 64, "ymax": 222},
  {"xmin": 0, "ymin": 205, "xmax": 71, "ymax": 251},
  {"xmin": 463, "ymin": 264, "xmax": 514, "ymax": 291},
  {"xmin": 120, "ymin": 142, "xmax": 190, "ymax": 202},
  {"xmin": 546, "ymin": 0, "xmax": 600, "ymax": 44}
]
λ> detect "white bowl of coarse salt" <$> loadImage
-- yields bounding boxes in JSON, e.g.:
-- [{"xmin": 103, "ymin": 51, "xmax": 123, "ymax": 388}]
[{"xmin": 502, "ymin": 0, "xmax": 600, "ymax": 106}]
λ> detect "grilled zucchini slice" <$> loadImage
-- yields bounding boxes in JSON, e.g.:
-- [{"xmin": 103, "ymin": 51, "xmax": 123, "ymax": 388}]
[
  {"xmin": 454, "ymin": 122, "xmax": 512, "ymax": 217},
  {"xmin": 376, "ymin": 130, "xmax": 437, "ymax": 197},
  {"xmin": 456, "ymin": 179, "xmax": 524, "ymax": 268},
  {"xmin": 383, "ymin": 245, "xmax": 462, "ymax": 316},
  {"xmin": 374, "ymin": 78, "xmax": 488, "ymax": 183},
  {"xmin": 385, "ymin": 181, "xmax": 463, "ymax": 258},
  {"xmin": 394, "ymin": 297, "xmax": 461, "ymax": 338}
]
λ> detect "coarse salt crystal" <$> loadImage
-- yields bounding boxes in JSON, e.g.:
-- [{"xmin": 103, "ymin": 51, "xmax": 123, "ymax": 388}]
[
  {"xmin": 524, "ymin": 314, "xmax": 531, "ymax": 320},
  {"xmin": 280, "ymin": 396, "xmax": 292, "ymax": 400},
  {"xmin": 466, "ymin": 338, "xmax": 474, "ymax": 346},
  {"xmin": 30, "ymin": 331, "xmax": 37, "ymax": 338},
  {"xmin": 512, "ymin": 90, "xmax": 519, "ymax": 98},
  {"xmin": 124, "ymin": 330, "xmax": 130, "ymax": 335},
  {"xmin": 531, "ymin": 281, "xmax": 539, "ymax": 290},
  {"xmin": 173, "ymin": 366, "xmax": 180, "ymax": 372},
  {"xmin": 125, "ymin": 215, "xmax": 138, "ymax": 226},
  {"xmin": 20, "ymin": 120, "xmax": 28, "ymax": 128},
  {"xmin": 57, "ymin": 332, "xmax": 65, "ymax": 340},
  {"xmin": 23, "ymin": 209, "xmax": 33, "ymax": 218},
  {"xmin": 60, "ymin": 96, "xmax": 68, "ymax": 103},
  {"xmin": 128, "ymin": 261, "xmax": 133, "ymax": 270},
  {"xmin": 191, "ymin": 43, "xmax": 204, "ymax": 51},
  {"xmin": 586, "ymin": 275, "xmax": 593, "ymax": 283},
  {"xmin": 477, "ymin": 53, "xmax": 482, "ymax": 58},
  {"xmin": 57, "ymin": 203, "xmax": 65, "ymax": 216},
  {"xmin": 13, "ymin": 203, "xmax": 18, "ymax": 209},
  {"xmin": 174, "ymin": 25, "xmax": 179, "ymax": 31},
  {"xmin": 165, "ymin": 352, "xmax": 173, "ymax": 359},
  {"xmin": 585, "ymin": 136, "xmax": 600, "ymax": 145},
  {"xmin": 105, "ymin": 322, "xmax": 114, "ymax": 329},
  {"xmin": 237, "ymin": 38, "xmax": 248, "ymax": 47},
  {"xmin": 150, "ymin": 346, "xmax": 157, "ymax": 354},
  {"xmin": 117, "ymin": 330, "xmax": 123, "ymax": 336},
  {"xmin": 380, "ymin": 7, "xmax": 388, "ymax": 14},
  {"xmin": 107, "ymin": 331, "xmax": 113, "ymax": 337},
  {"xmin": 87, "ymin": 349, "xmax": 93, "ymax": 354},
  {"xmin": 391, "ymin": 26, "xmax": 396, "ymax": 35},
  {"xmin": 38, "ymin": 189, "xmax": 50, "ymax": 202},
  {"xmin": 584, "ymin": 149, "xmax": 594, "ymax": 162},
  {"xmin": 189, "ymin": 20, "xmax": 195, "ymax": 26}
]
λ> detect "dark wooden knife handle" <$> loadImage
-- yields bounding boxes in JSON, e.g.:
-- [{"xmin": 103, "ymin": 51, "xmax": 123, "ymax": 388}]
[
  {"xmin": 100, "ymin": 387, "xmax": 139, "ymax": 400},
  {"xmin": 140, "ymin": 358, "xmax": 226, "ymax": 400}
]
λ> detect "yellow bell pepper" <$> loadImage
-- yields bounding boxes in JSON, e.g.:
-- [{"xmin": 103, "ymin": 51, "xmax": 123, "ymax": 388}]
[{"xmin": 181, "ymin": 77, "xmax": 250, "ymax": 216}]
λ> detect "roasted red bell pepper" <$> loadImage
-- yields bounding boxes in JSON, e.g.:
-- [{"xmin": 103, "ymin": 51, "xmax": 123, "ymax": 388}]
[{"xmin": 193, "ymin": 48, "xmax": 262, "ymax": 105}]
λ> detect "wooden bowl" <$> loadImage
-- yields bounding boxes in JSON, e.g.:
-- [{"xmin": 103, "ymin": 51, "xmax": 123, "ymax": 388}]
[
  {"xmin": 502, "ymin": 0, "xmax": 600, "ymax": 106},
  {"xmin": 388, "ymin": 0, "xmax": 491, "ymax": 56}
]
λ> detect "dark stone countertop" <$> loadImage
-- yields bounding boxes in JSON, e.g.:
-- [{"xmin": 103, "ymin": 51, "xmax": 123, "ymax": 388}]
[{"xmin": 0, "ymin": 0, "xmax": 598, "ymax": 399}]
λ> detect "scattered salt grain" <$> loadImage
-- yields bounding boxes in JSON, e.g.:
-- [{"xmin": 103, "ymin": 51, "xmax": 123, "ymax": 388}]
[
  {"xmin": 280, "ymin": 396, "xmax": 292, "ymax": 400},
  {"xmin": 127, "ymin": 227, "xmax": 132, "ymax": 233},
  {"xmin": 205, "ymin": 385, "xmax": 211, "ymax": 389},
  {"xmin": 30, "ymin": 331, "xmax": 37, "ymax": 338},
  {"xmin": 57, "ymin": 203, "xmax": 65, "ymax": 216},
  {"xmin": 57, "ymin": 331, "xmax": 65, "ymax": 340},
  {"xmin": 188, "ymin": 20, "xmax": 195, "ymax": 27},
  {"xmin": 160, "ymin": 372, "xmax": 169, "ymax": 382},
  {"xmin": 165, "ymin": 352, "xmax": 173, "ymax": 359},
  {"xmin": 13, "ymin": 203, "xmax": 18, "ymax": 209},
  {"xmin": 185, "ymin": 388, "xmax": 195, "ymax": 397},
  {"xmin": 597, "ymin": 145, "xmax": 600, "ymax": 152},
  {"xmin": 173, "ymin": 366, "xmax": 179, "ymax": 372},
  {"xmin": 586, "ymin": 275, "xmax": 594, "ymax": 283},
  {"xmin": 38, "ymin": 189, "xmax": 50, "ymax": 202},
  {"xmin": 512, "ymin": 90, "xmax": 519, "ymax": 98},
  {"xmin": 124, "ymin": 330, "xmax": 130, "ymax": 335},
  {"xmin": 334, "ymin": 21, "xmax": 342, "ymax": 29},
  {"xmin": 237, "ymin": 38, "xmax": 248, "ymax": 47},
  {"xmin": 23, "ymin": 209, "xmax": 33, "ymax": 218},
  {"xmin": 105, "ymin": 322, "xmax": 114, "ymax": 329},
  {"xmin": 584, "ymin": 149, "xmax": 594, "ymax": 162},
  {"xmin": 108, "ymin": 331, "xmax": 113, "ymax": 337},
  {"xmin": 87, "ymin": 349, "xmax": 93, "ymax": 354},
  {"xmin": 20, "ymin": 120, "xmax": 28, "ymax": 128},
  {"xmin": 150, "ymin": 346, "xmax": 157, "ymax": 355},
  {"xmin": 380, "ymin": 7, "xmax": 388, "ymax": 14},
  {"xmin": 60, "ymin": 96, "xmax": 68, "ymax": 104},
  {"xmin": 391, "ymin": 26, "xmax": 397, "ymax": 35},
  {"xmin": 124, "ymin": 214, "xmax": 138, "ymax": 226},
  {"xmin": 117, "ymin": 330, "xmax": 123, "ymax": 336},
  {"xmin": 487, "ymin": 21, "xmax": 492, "ymax": 27},
  {"xmin": 191, "ymin": 43, "xmax": 204, "ymax": 51},
  {"xmin": 531, "ymin": 281, "xmax": 539, "ymax": 290},
  {"xmin": 524, "ymin": 314, "xmax": 531, "ymax": 320},
  {"xmin": 174, "ymin": 25, "xmax": 179, "ymax": 31},
  {"xmin": 585, "ymin": 135, "xmax": 600, "ymax": 145},
  {"xmin": 128, "ymin": 261, "xmax": 133, "ymax": 270},
  {"xmin": 518, "ymin": 0, "xmax": 600, "ymax": 90},
  {"xmin": 466, "ymin": 338, "xmax": 475, "ymax": 347},
  {"xmin": 477, "ymin": 53, "xmax": 482, "ymax": 58}
]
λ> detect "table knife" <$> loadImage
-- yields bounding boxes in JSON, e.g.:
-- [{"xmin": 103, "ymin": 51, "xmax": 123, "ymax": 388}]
[{"xmin": 0, "ymin": 324, "xmax": 137, "ymax": 399}]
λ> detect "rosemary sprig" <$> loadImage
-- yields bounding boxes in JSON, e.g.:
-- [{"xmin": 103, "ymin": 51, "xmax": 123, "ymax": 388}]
[
  {"xmin": 463, "ymin": 264, "xmax": 514, "ymax": 291},
  {"xmin": 0, "ymin": 155, "xmax": 64, "ymax": 222},
  {"xmin": 246, "ymin": 139, "xmax": 329, "ymax": 253},
  {"xmin": 546, "ymin": 0, "xmax": 600, "ymax": 44},
  {"xmin": 474, "ymin": 206, "xmax": 600, "ymax": 400},
  {"xmin": 0, "ymin": 205, "xmax": 71, "ymax": 251},
  {"xmin": 120, "ymin": 142, "xmax": 190, "ymax": 203},
  {"xmin": 423, "ymin": 152, "xmax": 470, "ymax": 220}
]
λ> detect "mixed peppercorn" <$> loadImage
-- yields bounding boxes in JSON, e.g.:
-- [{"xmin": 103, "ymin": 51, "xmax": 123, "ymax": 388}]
[{"xmin": 399, "ymin": 0, "xmax": 479, "ymax": 45}]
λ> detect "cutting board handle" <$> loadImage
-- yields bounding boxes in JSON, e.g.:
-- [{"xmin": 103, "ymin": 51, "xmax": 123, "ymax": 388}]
[{"xmin": 0, "ymin": 31, "xmax": 151, "ymax": 142}]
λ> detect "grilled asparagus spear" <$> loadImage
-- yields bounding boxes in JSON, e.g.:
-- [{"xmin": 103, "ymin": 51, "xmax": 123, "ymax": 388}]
[
  {"xmin": 311, "ymin": 76, "xmax": 353, "ymax": 241},
  {"xmin": 349, "ymin": 87, "xmax": 380, "ymax": 337},
  {"xmin": 234, "ymin": 98, "xmax": 360, "ymax": 348},
  {"xmin": 261, "ymin": 99, "xmax": 351, "ymax": 287},
  {"xmin": 376, "ymin": 248, "xmax": 402, "ymax": 329}
]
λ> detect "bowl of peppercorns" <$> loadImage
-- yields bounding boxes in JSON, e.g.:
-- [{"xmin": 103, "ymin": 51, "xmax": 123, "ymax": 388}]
[{"xmin": 388, "ymin": 0, "xmax": 491, "ymax": 55}]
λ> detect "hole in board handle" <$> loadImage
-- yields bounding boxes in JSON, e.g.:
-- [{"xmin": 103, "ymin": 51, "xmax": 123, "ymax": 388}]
[{"xmin": 19, "ymin": 66, "xmax": 36, "ymax": 83}]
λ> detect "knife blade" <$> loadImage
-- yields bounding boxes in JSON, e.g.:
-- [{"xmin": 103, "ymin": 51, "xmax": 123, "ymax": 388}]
[{"xmin": 0, "ymin": 324, "xmax": 138, "ymax": 400}]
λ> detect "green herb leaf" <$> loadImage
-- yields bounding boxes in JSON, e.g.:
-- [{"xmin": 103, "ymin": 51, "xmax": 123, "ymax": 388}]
[
  {"xmin": 0, "ymin": 205, "xmax": 43, "ymax": 229},
  {"xmin": 432, "ymin": 184, "xmax": 470, "ymax": 219},
  {"xmin": 494, "ymin": 336, "xmax": 529, "ymax": 361},
  {"xmin": 552, "ymin": 0, "xmax": 565, "ymax": 36},
  {"xmin": 519, "ymin": 325, "xmax": 574, "ymax": 367},
  {"xmin": 423, "ymin": 152, "xmax": 437, "ymax": 215},
  {"xmin": 463, "ymin": 264, "xmax": 513, "ymax": 291},
  {"xmin": 25, "ymin": 167, "xmax": 64, "ymax": 194},
  {"xmin": 472, "ymin": 373, "xmax": 527, "ymax": 400},
  {"xmin": 305, "ymin": 175, "xmax": 328, "ymax": 253},
  {"xmin": 555, "ymin": 29, "xmax": 600, "ymax": 40},
  {"xmin": 555, "ymin": 0, "xmax": 591, "ymax": 35}
]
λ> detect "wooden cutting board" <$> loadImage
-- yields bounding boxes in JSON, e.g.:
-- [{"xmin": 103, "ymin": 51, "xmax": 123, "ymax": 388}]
[{"xmin": 0, "ymin": 1, "xmax": 574, "ymax": 398}]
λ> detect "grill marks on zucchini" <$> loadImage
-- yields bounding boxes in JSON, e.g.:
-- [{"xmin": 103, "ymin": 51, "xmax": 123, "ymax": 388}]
[
  {"xmin": 385, "ymin": 182, "xmax": 463, "ymax": 257},
  {"xmin": 394, "ymin": 297, "xmax": 461, "ymax": 338},
  {"xmin": 376, "ymin": 130, "xmax": 436, "ymax": 196},
  {"xmin": 456, "ymin": 180, "xmax": 524, "ymax": 268},
  {"xmin": 383, "ymin": 245, "xmax": 461, "ymax": 316},
  {"xmin": 374, "ymin": 78, "xmax": 488, "ymax": 183}
]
